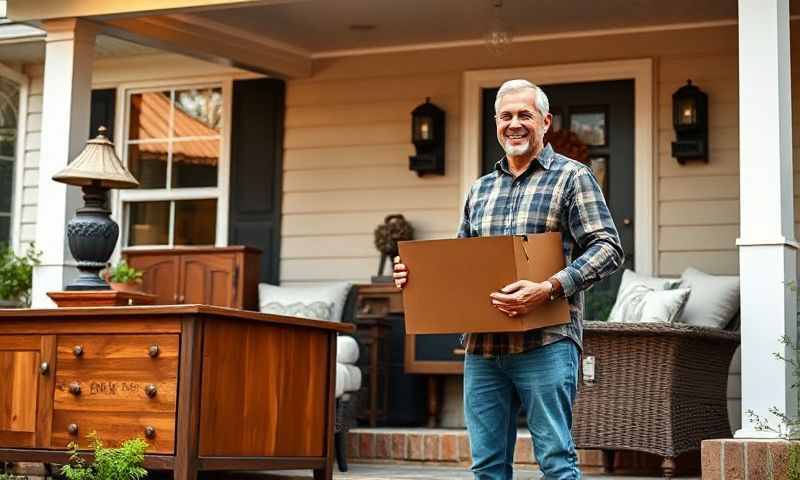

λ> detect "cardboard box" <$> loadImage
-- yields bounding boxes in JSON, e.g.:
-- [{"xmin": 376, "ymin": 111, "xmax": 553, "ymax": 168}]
[{"xmin": 398, "ymin": 233, "xmax": 571, "ymax": 334}]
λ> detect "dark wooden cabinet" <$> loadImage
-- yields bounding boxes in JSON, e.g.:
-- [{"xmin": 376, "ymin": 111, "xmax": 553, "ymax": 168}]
[{"xmin": 124, "ymin": 247, "xmax": 261, "ymax": 310}]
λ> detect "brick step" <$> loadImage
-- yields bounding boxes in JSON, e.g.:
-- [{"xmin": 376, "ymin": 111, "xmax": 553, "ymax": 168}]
[{"xmin": 347, "ymin": 428, "xmax": 701, "ymax": 476}]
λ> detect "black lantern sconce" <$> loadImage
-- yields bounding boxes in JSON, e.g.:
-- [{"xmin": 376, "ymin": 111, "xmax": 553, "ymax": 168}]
[
  {"xmin": 671, "ymin": 79, "xmax": 708, "ymax": 164},
  {"xmin": 409, "ymin": 97, "xmax": 445, "ymax": 176}
]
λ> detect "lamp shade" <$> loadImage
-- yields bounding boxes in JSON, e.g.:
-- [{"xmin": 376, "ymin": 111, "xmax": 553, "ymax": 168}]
[{"xmin": 52, "ymin": 126, "xmax": 140, "ymax": 189}]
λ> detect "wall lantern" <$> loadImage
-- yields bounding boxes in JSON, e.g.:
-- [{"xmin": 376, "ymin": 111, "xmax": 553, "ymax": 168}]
[
  {"xmin": 671, "ymin": 79, "xmax": 708, "ymax": 164},
  {"xmin": 409, "ymin": 97, "xmax": 445, "ymax": 176},
  {"xmin": 52, "ymin": 126, "xmax": 140, "ymax": 290}
]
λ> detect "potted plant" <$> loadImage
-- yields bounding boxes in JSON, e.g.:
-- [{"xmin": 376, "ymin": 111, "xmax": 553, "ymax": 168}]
[
  {"xmin": 104, "ymin": 260, "xmax": 144, "ymax": 293},
  {"xmin": 0, "ymin": 243, "xmax": 41, "ymax": 308},
  {"xmin": 61, "ymin": 432, "xmax": 148, "ymax": 480}
]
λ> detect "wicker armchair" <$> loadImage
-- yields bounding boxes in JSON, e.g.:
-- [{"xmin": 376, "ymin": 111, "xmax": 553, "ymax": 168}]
[{"xmin": 572, "ymin": 322, "xmax": 740, "ymax": 478}]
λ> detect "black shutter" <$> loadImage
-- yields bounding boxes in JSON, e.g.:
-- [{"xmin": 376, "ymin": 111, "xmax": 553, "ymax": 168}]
[
  {"xmin": 90, "ymin": 89, "xmax": 116, "ymax": 140},
  {"xmin": 228, "ymin": 78, "xmax": 285, "ymax": 285}
]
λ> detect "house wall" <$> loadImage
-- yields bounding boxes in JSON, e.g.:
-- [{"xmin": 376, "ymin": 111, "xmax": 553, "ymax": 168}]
[
  {"xmin": 283, "ymin": 22, "xmax": 800, "ymax": 430},
  {"xmin": 18, "ymin": 64, "xmax": 42, "ymax": 247}
]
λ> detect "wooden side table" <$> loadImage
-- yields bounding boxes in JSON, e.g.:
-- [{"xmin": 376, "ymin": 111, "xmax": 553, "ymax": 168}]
[{"xmin": 354, "ymin": 284, "xmax": 398, "ymax": 427}]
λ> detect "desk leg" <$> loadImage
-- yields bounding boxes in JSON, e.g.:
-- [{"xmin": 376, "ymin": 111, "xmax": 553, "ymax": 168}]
[
  {"xmin": 426, "ymin": 376, "xmax": 442, "ymax": 428},
  {"xmin": 369, "ymin": 325, "xmax": 378, "ymax": 427},
  {"xmin": 174, "ymin": 318, "xmax": 203, "ymax": 480},
  {"xmin": 315, "ymin": 333, "xmax": 337, "ymax": 480}
]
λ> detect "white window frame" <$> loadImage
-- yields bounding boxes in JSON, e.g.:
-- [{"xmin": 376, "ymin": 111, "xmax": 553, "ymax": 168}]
[
  {"xmin": 0, "ymin": 62, "xmax": 28, "ymax": 254},
  {"xmin": 115, "ymin": 77, "xmax": 232, "ymax": 250}
]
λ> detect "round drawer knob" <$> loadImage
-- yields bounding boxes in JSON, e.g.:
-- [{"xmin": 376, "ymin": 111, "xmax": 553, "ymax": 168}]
[
  {"xmin": 68, "ymin": 382, "xmax": 81, "ymax": 396},
  {"xmin": 144, "ymin": 426, "xmax": 156, "ymax": 439},
  {"xmin": 145, "ymin": 384, "xmax": 158, "ymax": 398},
  {"xmin": 39, "ymin": 362, "xmax": 49, "ymax": 375},
  {"xmin": 67, "ymin": 423, "xmax": 79, "ymax": 435},
  {"xmin": 73, "ymin": 345, "xmax": 84, "ymax": 357},
  {"xmin": 148, "ymin": 345, "xmax": 160, "ymax": 358}
]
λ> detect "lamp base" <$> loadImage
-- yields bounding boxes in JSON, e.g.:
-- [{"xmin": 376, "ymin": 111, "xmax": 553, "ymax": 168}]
[
  {"xmin": 64, "ymin": 271, "xmax": 111, "ymax": 291},
  {"xmin": 64, "ymin": 185, "xmax": 118, "ymax": 291}
]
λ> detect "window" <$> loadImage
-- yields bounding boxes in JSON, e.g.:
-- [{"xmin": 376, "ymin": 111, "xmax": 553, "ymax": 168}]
[
  {"xmin": 0, "ymin": 76, "xmax": 19, "ymax": 246},
  {"xmin": 120, "ymin": 84, "xmax": 228, "ymax": 247}
]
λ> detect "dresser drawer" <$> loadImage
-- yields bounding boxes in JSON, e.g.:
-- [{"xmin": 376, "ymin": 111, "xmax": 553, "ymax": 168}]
[
  {"xmin": 51, "ymin": 411, "xmax": 175, "ymax": 453},
  {"xmin": 54, "ymin": 334, "xmax": 178, "ymax": 414}
]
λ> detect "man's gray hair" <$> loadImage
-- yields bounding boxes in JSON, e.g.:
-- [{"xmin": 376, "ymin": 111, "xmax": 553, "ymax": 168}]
[{"xmin": 494, "ymin": 79, "xmax": 549, "ymax": 118}]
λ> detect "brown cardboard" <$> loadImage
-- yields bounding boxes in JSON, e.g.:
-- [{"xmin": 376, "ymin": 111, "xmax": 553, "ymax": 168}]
[{"xmin": 398, "ymin": 233, "xmax": 571, "ymax": 334}]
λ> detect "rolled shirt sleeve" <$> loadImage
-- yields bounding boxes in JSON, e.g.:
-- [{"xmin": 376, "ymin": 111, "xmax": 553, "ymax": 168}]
[{"xmin": 553, "ymin": 167, "xmax": 624, "ymax": 298}]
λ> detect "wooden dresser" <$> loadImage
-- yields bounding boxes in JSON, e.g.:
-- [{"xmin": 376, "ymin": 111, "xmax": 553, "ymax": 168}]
[
  {"xmin": 0, "ymin": 305, "xmax": 352, "ymax": 480},
  {"xmin": 123, "ymin": 246, "xmax": 261, "ymax": 310}
]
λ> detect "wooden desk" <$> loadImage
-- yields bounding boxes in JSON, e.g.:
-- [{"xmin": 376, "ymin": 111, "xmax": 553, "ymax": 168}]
[
  {"xmin": 356, "ymin": 284, "xmax": 462, "ymax": 427},
  {"xmin": 0, "ymin": 305, "xmax": 353, "ymax": 480}
]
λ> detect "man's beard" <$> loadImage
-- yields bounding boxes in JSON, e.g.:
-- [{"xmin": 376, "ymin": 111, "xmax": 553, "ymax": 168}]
[{"xmin": 502, "ymin": 139, "xmax": 532, "ymax": 157}]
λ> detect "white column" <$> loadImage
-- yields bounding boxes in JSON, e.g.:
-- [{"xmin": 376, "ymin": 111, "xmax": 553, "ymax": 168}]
[
  {"xmin": 31, "ymin": 18, "xmax": 96, "ymax": 308},
  {"xmin": 736, "ymin": 0, "xmax": 798, "ymax": 438}
]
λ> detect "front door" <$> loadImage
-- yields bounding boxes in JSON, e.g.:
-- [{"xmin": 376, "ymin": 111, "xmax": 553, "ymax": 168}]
[{"xmin": 481, "ymin": 80, "xmax": 635, "ymax": 320}]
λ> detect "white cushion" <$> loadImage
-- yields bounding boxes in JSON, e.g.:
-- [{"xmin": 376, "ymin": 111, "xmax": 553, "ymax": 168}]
[
  {"xmin": 335, "ymin": 362, "xmax": 362, "ymax": 398},
  {"xmin": 608, "ymin": 279, "xmax": 691, "ymax": 324},
  {"xmin": 259, "ymin": 282, "xmax": 351, "ymax": 322},
  {"xmin": 337, "ymin": 336, "xmax": 359, "ymax": 364},
  {"xmin": 618, "ymin": 269, "xmax": 681, "ymax": 291},
  {"xmin": 677, "ymin": 267, "xmax": 740, "ymax": 329}
]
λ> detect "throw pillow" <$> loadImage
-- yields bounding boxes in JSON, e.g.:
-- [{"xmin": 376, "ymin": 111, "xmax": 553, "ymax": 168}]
[
  {"xmin": 608, "ymin": 280, "xmax": 691, "ymax": 324},
  {"xmin": 618, "ymin": 268, "xmax": 681, "ymax": 291},
  {"xmin": 676, "ymin": 267, "xmax": 740, "ymax": 329},
  {"xmin": 259, "ymin": 282, "xmax": 352, "ymax": 322}
]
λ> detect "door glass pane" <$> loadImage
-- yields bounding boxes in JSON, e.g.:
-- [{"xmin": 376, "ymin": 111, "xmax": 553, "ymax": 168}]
[
  {"xmin": 0, "ymin": 217, "xmax": 9, "ymax": 245},
  {"xmin": 171, "ymin": 139, "xmax": 219, "ymax": 188},
  {"xmin": 128, "ymin": 201, "xmax": 170, "ymax": 246},
  {"xmin": 0, "ymin": 161, "xmax": 12, "ymax": 212},
  {"xmin": 174, "ymin": 199, "xmax": 216, "ymax": 246},
  {"xmin": 128, "ymin": 91, "xmax": 171, "ymax": 140},
  {"xmin": 174, "ymin": 88, "xmax": 223, "ymax": 134},
  {"xmin": 128, "ymin": 143, "xmax": 167, "ymax": 189}
]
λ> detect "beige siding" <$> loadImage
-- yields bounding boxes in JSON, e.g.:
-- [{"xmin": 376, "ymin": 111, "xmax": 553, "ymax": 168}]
[{"xmin": 18, "ymin": 64, "xmax": 43, "ymax": 247}]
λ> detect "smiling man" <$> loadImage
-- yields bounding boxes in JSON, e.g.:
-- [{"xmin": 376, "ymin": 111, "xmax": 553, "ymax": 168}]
[{"xmin": 394, "ymin": 79, "xmax": 623, "ymax": 480}]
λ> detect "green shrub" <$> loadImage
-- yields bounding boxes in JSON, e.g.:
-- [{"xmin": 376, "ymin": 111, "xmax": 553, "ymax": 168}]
[
  {"xmin": 0, "ymin": 243, "xmax": 41, "ymax": 306},
  {"xmin": 61, "ymin": 433, "xmax": 148, "ymax": 480},
  {"xmin": 105, "ymin": 260, "xmax": 143, "ymax": 285}
]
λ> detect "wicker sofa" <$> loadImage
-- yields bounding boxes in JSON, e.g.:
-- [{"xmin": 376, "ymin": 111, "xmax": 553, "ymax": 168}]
[{"xmin": 572, "ymin": 321, "xmax": 740, "ymax": 478}]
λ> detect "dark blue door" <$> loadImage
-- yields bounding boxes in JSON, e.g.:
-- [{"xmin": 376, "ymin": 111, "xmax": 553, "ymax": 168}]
[{"xmin": 481, "ymin": 80, "xmax": 635, "ymax": 320}]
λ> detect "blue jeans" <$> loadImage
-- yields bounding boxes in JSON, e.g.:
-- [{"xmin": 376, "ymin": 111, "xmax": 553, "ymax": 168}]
[{"xmin": 463, "ymin": 338, "xmax": 580, "ymax": 480}]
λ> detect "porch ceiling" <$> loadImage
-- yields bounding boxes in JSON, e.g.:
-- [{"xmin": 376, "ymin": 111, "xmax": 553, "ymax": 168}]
[{"xmin": 189, "ymin": 0, "xmax": 761, "ymax": 55}]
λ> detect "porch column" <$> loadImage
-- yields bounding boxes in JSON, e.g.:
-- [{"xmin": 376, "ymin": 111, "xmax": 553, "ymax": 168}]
[
  {"xmin": 736, "ymin": 0, "xmax": 798, "ymax": 438},
  {"xmin": 31, "ymin": 19, "xmax": 96, "ymax": 307}
]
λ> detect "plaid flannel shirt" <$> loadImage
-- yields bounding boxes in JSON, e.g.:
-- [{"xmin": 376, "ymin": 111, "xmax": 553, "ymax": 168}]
[{"xmin": 458, "ymin": 144, "xmax": 623, "ymax": 355}]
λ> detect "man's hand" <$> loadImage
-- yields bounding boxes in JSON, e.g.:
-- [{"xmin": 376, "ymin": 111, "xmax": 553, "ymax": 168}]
[
  {"xmin": 393, "ymin": 256, "xmax": 408, "ymax": 289},
  {"xmin": 490, "ymin": 280, "xmax": 553, "ymax": 317}
]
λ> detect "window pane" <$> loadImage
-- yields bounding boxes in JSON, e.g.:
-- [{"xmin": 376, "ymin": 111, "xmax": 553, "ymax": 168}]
[
  {"xmin": 128, "ymin": 91, "xmax": 171, "ymax": 140},
  {"xmin": 174, "ymin": 88, "xmax": 222, "ymax": 135},
  {"xmin": 174, "ymin": 199, "xmax": 216, "ymax": 246},
  {"xmin": 128, "ymin": 201, "xmax": 169, "ymax": 246},
  {"xmin": 171, "ymin": 139, "xmax": 219, "ymax": 188},
  {"xmin": 0, "ymin": 161, "xmax": 12, "ymax": 213},
  {"xmin": 128, "ymin": 143, "xmax": 167, "ymax": 189},
  {"xmin": 0, "ymin": 216, "xmax": 9, "ymax": 245}
]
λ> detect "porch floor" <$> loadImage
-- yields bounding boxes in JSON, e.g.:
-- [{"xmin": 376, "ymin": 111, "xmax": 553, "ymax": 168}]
[{"xmin": 258, "ymin": 464, "xmax": 699, "ymax": 479}]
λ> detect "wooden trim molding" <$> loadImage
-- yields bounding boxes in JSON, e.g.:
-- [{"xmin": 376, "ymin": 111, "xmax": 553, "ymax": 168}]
[{"xmin": 461, "ymin": 58, "xmax": 655, "ymax": 274}]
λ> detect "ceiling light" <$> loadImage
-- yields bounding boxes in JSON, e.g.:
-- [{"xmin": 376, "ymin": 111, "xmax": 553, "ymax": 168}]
[{"xmin": 484, "ymin": 0, "xmax": 513, "ymax": 56}]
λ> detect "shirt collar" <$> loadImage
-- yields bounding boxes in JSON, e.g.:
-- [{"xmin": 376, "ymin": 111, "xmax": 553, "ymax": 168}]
[{"xmin": 495, "ymin": 143, "xmax": 556, "ymax": 175}]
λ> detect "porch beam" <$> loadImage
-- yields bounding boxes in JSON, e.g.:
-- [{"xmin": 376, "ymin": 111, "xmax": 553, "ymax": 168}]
[
  {"xmin": 31, "ymin": 18, "xmax": 98, "ymax": 307},
  {"xmin": 5, "ymin": 0, "xmax": 297, "ymax": 23},
  {"xmin": 97, "ymin": 14, "xmax": 311, "ymax": 78},
  {"xmin": 736, "ymin": 0, "xmax": 797, "ymax": 438}
]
